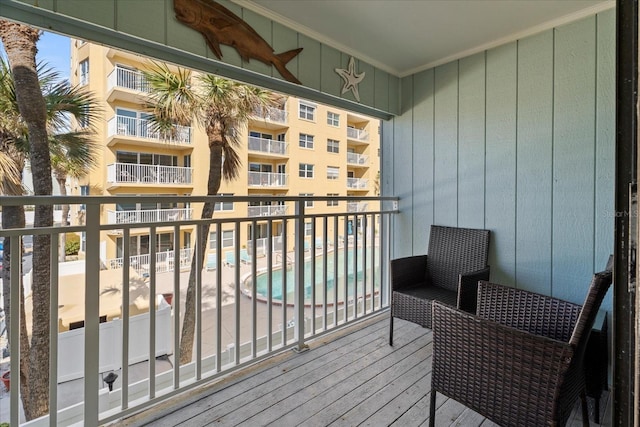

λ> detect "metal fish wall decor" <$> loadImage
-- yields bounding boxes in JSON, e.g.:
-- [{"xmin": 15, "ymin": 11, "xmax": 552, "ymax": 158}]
[{"xmin": 174, "ymin": 0, "xmax": 303, "ymax": 84}]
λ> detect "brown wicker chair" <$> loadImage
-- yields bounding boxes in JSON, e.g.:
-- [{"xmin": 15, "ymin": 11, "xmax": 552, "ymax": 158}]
[
  {"xmin": 429, "ymin": 270, "xmax": 613, "ymax": 427},
  {"xmin": 389, "ymin": 225, "xmax": 489, "ymax": 345}
]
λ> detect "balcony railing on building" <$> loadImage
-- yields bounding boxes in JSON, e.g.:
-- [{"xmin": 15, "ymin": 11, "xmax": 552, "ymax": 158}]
[
  {"xmin": 248, "ymin": 136, "xmax": 288, "ymax": 156},
  {"xmin": 247, "ymin": 204, "xmax": 288, "ymax": 217},
  {"xmin": 107, "ymin": 65, "xmax": 150, "ymax": 93},
  {"xmin": 347, "ymin": 202, "xmax": 368, "ymax": 212},
  {"xmin": 107, "ymin": 163, "xmax": 193, "ymax": 185},
  {"xmin": 347, "ymin": 177, "xmax": 368, "ymax": 189},
  {"xmin": 252, "ymin": 105, "xmax": 288, "ymax": 124},
  {"xmin": 107, "ymin": 115, "xmax": 192, "ymax": 146},
  {"xmin": 106, "ymin": 207, "xmax": 193, "ymax": 224},
  {"xmin": 347, "ymin": 127, "xmax": 369, "ymax": 141},
  {"xmin": 346, "ymin": 152, "xmax": 368, "ymax": 165},
  {"xmin": 108, "ymin": 247, "xmax": 193, "ymax": 274},
  {"xmin": 248, "ymin": 171, "xmax": 288, "ymax": 188},
  {"xmin": 0, "ymin": 195, "xmax": 396, "ymax": 427}
]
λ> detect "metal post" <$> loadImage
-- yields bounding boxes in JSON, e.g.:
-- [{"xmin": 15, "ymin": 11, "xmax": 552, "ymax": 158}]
[
  {"xmin": 84, "ymin": 203, "xmax": 100, "ymax": 427},
  {"xmin": 293, "ymin": 200, "xmax": 308, "ymax": 352}
]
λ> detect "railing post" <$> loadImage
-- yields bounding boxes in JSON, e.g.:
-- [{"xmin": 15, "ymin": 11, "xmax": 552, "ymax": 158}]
[
  {"xmin": 293, "ymin": 200, "xmax": 309, "ymax": 352},
  {"xmin": 84, "ymin": 202, "xmax": 101, "ymax": 427}
]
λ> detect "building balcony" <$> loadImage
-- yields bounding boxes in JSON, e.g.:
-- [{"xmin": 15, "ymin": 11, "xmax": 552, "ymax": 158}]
[
  {"xmin": 248, "ymin": 136, "xmax": 288, "ymax": 158},
  {"xmin": 106, "ymin": 65, "xmax": 149, "ymax": 103},
  {"xmin": 347, "ymin": 202, "xmax": 368, "ymax": 212},
  {"xmin": 247, "ymin": 204, "xmax": 288, "ymax": 217},
  {"xmin": 347, "ymin": 127, "xmax": 369, "ymax": 142},
  {"xmin": 346, "ymin": 152, "xmax": 368, "ymax": 166},
  {"xmin": 248, "ymin": 171, "xmax": 288, "ymax": 188},
  {"xmin": 251, "ymin": 105, "xmax": 288, "ymax": 129},
  {"xmin": 106, "ymin": 207, "xmax": 193, "ymax": 224},
  {"xmin": 347, "ymin": 177, "xmax": 368, "ymax": 190},
  {"xmin": 107, "ymin": 247, "xmax": 194, "ymax": 275},
  {"xmin": 107, "ymin": 115, "xmax": 192, "ymax": 148},
  {"xmin": 106, "ymin": 163, "xmax": 193, "ymax": 187}
]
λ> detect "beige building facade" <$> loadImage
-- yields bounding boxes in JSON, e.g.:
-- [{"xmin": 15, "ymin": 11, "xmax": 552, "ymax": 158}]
[{"xmin": 69, "ymin": 40, "xmax": 380, "ymax": 266}]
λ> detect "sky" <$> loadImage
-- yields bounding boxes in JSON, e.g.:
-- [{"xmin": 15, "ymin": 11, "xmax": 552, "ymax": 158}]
[{"xmin": 0, "ymin": 30, "xmax": 71, "ymax": 80}]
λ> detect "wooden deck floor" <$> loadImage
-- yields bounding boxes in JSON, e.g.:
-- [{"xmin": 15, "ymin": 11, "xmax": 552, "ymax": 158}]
[{"xmin": 122, "ymin": 315, "xmax": 611, "ymax": 427}]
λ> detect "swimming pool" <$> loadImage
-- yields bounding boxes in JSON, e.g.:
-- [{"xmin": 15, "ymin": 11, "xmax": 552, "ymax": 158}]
[{"xmin": 243, "ymin": 248, "xmax": 380, "ymax": 305}]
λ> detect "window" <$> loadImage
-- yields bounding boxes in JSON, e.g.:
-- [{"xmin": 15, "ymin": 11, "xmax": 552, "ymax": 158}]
[
  {"xmin": 79, "ymin": 59, "xmax": 89, "ymax": 85},
  {"xmin": 214, "ymin": 193, "xmax": 234, "ymax": 212},
  {"xmin": 327, "ymin": 112, "xmax": 340, "ymax": 126},
  {"xmin": 327, "ymin": 166, "xmax": 339, "ymax": 180},
  {"xmin": 305, "ymin": 221, "xmax": 313, "ymax": 236},
  {"xmin": 299, "ymin": 163, "xmax": 314, "ymax": 178},
  {"xmin": 327, "ymin": 139, "xmax": 339, "ymax": 153},
  {"xmin": 300, "ymin": 193, "xmax": 314, "ymax": 208},
  {"xmin": 209, "ymin": 230, "xmax": 234, "ymax": 249},
  {"xmin": 78, "ymin": 105, "xmax": 90, "ymax": 129},
  {"xmin": 298, "ymin": 102, "xmax": 315, "ymax": 120},
  {"xmin": 327, "ymin": 193, "xmax": 339, "ymax": 206},
  {"xmin": 299, "ymin": 133, "xmax": 314, "ymax": 149}
]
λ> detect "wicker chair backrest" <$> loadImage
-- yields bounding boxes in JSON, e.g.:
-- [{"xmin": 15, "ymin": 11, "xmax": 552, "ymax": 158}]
[
  {"xmin": 569, "ymin": 270, "xmax": 613, "ymax": 352},
  {"xmin": 426, "ymin": 225, "xmax": 489, "ymax": 291}
]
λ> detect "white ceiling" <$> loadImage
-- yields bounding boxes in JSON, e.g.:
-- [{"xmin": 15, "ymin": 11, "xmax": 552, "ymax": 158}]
[{"xmin": 239, "ymin": 0, "xmax": 614, "ymax": 77}]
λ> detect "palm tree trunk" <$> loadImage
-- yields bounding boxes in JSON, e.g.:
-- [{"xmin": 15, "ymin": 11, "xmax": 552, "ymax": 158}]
[
  {"xmin": 0, "ymin": 20, "xmax": 52, "ymax": 420},
  {"xmin": 179, "ymin": 141, "xmax": 224, "ymax": 364}
]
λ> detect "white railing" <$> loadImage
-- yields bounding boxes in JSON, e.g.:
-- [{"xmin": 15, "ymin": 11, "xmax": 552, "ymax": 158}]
[
  {"xmin": 247, "ymin": 204, "xmax": 288, "ymax": 217},
  {"xmin": 253, "ymin": 105, "xmax": 288, "ymax": 123},
  {"xmin": 347, "ymin": 177, "xmax": 368, "ymax": 189},
  {"xmin": 106, "ymin": 207, "xmax": 193, "ymax": 224},
  {"xmin": 107, "ymin": 115, "xmax": 192, "ymax": 145},
  {"xmin": 347, "ymin": 127, "xmax": 369, "ymax": 141},
  {"xmin": 0, "ymin": 195, "xmax": 397, "ymax": 427},
  {"xmin": 107, "ymin": 163, "xmax": 193, "ymax": 185},
  {"xmin": 107, "ymin": 65, "xmax": 149, "ymax": 93},
  {"xmin": 107, "ymin": 247, "xmax": 194, "ymax": 274},
  {"xmin": 248, "ymin": 171, "xmax": 288, "ymax": 187},
  {"xmin": 248, "ymin": 136, "xmax": 288, "ymax": 155},
  {"xmin": 347, "ymin": 202, "xmax": 368, "ymax": 212},
  {"xmin": 347, "ymin": 152, "xmax": 368, "ymax": 165}
]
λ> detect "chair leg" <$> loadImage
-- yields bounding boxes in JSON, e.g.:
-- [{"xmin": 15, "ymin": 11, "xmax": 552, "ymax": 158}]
[
  {"xmin": 580, "ymin": 391, "xmax": 590, "ymax": 427},
  {"xmin": 389, "ymin": 315, "xmax": 394, "ymax": 346},
  {"xmin": 429, "ymin": 389, "xmax": 437, "ymax": 427}
]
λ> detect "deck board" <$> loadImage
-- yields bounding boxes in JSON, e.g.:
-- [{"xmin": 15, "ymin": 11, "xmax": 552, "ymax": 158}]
[{"xmin": 122, "ymin": 315, "xmax": 612, "ymax": 427}]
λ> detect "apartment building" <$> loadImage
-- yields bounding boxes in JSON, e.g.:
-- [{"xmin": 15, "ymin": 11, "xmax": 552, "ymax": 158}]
[{"xmin": 69, "ymin": 40, "xmax": 380, "ymax": 269}]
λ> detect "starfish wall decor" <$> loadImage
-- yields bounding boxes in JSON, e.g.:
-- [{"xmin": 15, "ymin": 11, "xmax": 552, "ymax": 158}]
[{"xmin": 335, "ymin": 57, "xmax": 365, "ymax": 102}]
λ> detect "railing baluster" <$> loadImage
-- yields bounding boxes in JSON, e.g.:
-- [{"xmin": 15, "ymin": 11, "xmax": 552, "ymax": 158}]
[
  {"xmin": 84, "ymin": 202, "xmax": 100, "ymax": 427},
  {"xmin": 148, "ymin": 227, "xmax": 157, "ymax": 398},
  {"xmin": 122, "ymin": 228, "xmax": 131, "ymax": 409},
  {"xmin": 294, "ymin": 201, "xmax": 307, "ymax": 352},
  {"xmin": 49, "ymin": 233, "xmax": 59, "ymax": 426}
]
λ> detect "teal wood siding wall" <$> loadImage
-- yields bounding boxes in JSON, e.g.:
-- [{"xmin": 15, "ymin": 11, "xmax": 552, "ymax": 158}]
[{"xmin": 385, "ymin": 10, "xmax": 615, "ymax": 308}]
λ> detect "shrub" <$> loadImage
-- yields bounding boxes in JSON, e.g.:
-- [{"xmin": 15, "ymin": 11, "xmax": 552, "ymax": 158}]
[{"xmin": 65, "ymin": 233, "xmax": 81, "ymax": 256}]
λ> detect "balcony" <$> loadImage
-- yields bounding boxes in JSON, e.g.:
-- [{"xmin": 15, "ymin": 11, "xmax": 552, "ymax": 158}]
[
  {"xmin": 251, "ymin": 105, "xmax": 288, "ymax": 128},
  {"xmin": 106, "ymin": 207, "xmax": 193, "ymax": 224},
  {"xmin": 0, "ymin": 194, "xmax": 397, "ymax": 426},
  {"xmin": 106, "ymin": 163, "xmax": 193, "ymax": 187},
  {"xmin": 347, "ymin": 127, "xmax": 369, "ymax": 143},
  {"xmin": 106, "ymin": 65, "xmax": 149, "ymax": 103},
  {"xmin": 347, "ymin": 202, "xmax": 368, "ymax": 212},
  {"xmin": 247, "ymin": 204, "xmax": 288, "ymax": 217},
  {"xmin": 107, "ymin": 247, "xmax": 194, "ymax": 274},
  {"xmin": 346, "ymin": 152, "xmax": 368, "ymax": 166},
  {"xmin": 347, "ymin": 177, "xmax": 368, "ymax": 190},
  {"xmin": 248, "ymin": 136, "xmax": 288, "ymax": 158},
  {"xmin": 248, "ymin": 171, "xmax": 288, "ymax": 188},
  {"xmin": 107, "ymin": 115, "xmax": 192, "ymax": 148}
]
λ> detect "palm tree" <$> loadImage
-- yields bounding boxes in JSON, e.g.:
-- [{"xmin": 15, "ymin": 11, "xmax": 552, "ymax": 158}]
[
  {"xmin": 143, "ymin": 63, "xmax": 275, "ymax": 363},
  {"xmin": 0, "ymin": 22, "xmax": 99, "ymax": 419}
]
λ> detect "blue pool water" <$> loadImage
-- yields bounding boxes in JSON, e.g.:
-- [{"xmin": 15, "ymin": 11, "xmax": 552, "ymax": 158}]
[{"xmin": 248, "ymin": 248, "xmax": 380, "ymax": 303}]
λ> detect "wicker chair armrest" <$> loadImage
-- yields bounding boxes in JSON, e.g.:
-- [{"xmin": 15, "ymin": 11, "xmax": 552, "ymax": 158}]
[
  {"xmin": 456, "ymin": 266, "xmax": 490, "ymax": 313},
  {"xmin": 390, "ymin": 255, "xmax": 429, "ymax": 291},
  {"xmin": 431, "ymin": 301, "xmax": 575, "ymax": 426},
  {"xmin": 476, "ymin": 281, "xmax": 582, "ymax": 341}
]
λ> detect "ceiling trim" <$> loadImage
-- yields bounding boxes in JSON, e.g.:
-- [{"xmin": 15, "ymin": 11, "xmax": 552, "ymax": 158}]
[{"xmin": 236, "ymin": 0, "xmax": 615, "ymax": 78}]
